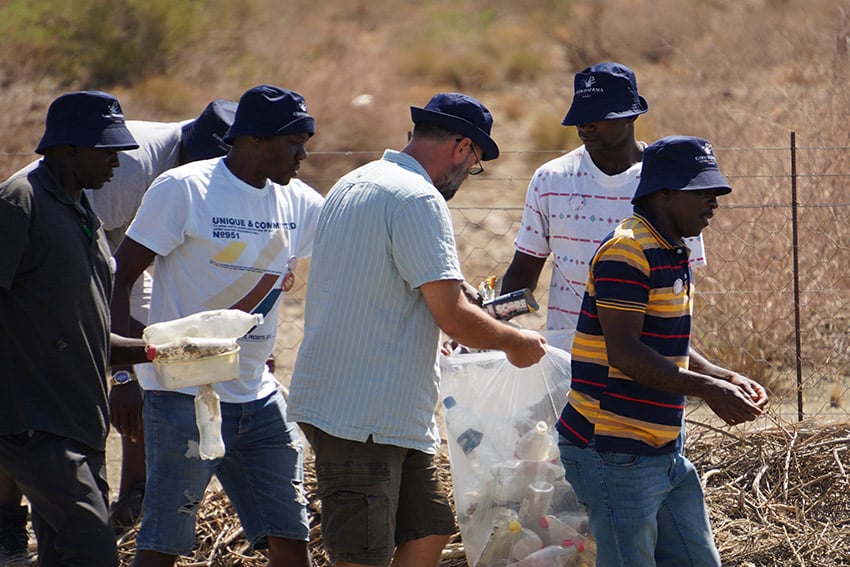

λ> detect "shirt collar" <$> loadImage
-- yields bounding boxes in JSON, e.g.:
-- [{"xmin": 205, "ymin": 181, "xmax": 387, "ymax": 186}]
[
  {"xmin": 632, "ymin": 205, "xmax": 686, "ymax": 251},
  {"xmin": 33, "ymin": 161, "xmax": 102, "ymax": 235},
  {"xmin": 381, "ymin": 149, "xmax": 434, "ymax": 185}
]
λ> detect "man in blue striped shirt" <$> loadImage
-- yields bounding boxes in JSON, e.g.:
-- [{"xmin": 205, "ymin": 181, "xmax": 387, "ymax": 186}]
[
  {"xmin": 557, "ymin": 136, "xmax": 768, "ymax": 567},
  {"xmin": 289, "ymin": 93, "xmax": 546, "ymax": 567}
]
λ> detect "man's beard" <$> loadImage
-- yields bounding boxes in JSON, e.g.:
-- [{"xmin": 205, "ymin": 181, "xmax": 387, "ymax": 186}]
[{"xmin": 434, "ymin": 163, "xmax": 467, "ymax": 201}]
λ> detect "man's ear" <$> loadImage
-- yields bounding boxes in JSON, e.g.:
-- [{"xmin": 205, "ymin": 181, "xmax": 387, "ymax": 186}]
[{"xmin": 451, "ymin": 136, "xmax": 470, "ymax": 162}]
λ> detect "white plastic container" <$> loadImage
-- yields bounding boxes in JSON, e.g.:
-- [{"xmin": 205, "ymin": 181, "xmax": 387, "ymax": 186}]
[
  {"xmin": 143, "ymin": 309, "xmax": 262, "ymax": 390},
  {"xmin": 152, "ymin": 347, "xmax": 240, "ymax": 389}
]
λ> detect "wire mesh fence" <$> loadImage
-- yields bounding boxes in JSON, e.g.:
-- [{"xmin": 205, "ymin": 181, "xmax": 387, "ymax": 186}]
[{"xmin": 32, "ymin": 133, "xmax": 829, "ymax": 428}]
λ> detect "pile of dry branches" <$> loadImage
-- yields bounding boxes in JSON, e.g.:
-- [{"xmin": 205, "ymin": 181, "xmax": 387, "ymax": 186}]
[
  {"xmin": 113, "ymin": 419, "xmax": 850, "ymax": 566},
  {"xmin": 688, "ymin": 417, "xmax": 850, "ymax": 566}
]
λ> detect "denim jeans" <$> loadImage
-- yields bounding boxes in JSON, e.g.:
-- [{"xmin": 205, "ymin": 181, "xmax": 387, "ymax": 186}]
[
  {"xmin": 559, "ymin": 435, "xmax": 720, "ymax": 567},
  {"xmin": 137, "ymin": 389, "xmax": 309, "ymax": 556}
]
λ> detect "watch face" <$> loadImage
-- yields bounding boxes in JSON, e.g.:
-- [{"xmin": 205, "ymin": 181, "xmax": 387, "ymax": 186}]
[{"xmin": 113, "ymin": 370, "xmax": 133, "ymax": 385}]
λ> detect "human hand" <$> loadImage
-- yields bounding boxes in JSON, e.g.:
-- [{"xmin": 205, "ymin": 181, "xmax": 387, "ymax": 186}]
[
  {"xmin": 703, "ymin": 379, "xmax": 765, "ymax": 426},
  {"xmin": 109, "ymin": 382, "xmax": 144, "ymax": 441},
  {"xmin": 727, "ymin": 372, "xmax": 769, "ymax": 409},
  {"xmin": 504, "ymin": 329, "xmax": 547, "ymax": 368}
]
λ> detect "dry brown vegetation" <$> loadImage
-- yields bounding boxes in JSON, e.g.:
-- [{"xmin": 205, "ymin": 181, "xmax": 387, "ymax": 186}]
[{"xmin": 4, "ymin": 0, "xmax": 850, "ymax": 565}]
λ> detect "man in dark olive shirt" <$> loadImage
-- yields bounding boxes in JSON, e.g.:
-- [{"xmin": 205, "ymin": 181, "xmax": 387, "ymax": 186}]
[{"xmin": 0, "ymin": 91, "xmax": 144, "ymax": 566}]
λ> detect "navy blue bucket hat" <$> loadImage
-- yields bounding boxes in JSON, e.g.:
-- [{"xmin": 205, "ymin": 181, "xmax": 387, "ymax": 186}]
[
  {"xmin": 632, "ymin": 135, "xmax": 732, "ymax": 204},
  {"xmin": 35, "ymin": 91, "xmax": 139, "ymax": 154},
  {"xmin": 181, "ymin": 99, "xmax": 237, "ymax": 161},
  {"xmin": 410, "ymin": 92, "xmax": 500, "ymax": 160},
  {"xmin": 562, "ymin": 62, "xmax": 649, "ymax": 126},
  {"xmin": 223, "ymin": 85, "xmax": 315, "ymax": 144}
]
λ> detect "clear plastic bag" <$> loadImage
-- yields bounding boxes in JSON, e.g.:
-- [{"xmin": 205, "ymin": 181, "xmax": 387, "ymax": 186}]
[{"xmin": 440, "ymin": 344, "xmax": 597, "ymax": 567}]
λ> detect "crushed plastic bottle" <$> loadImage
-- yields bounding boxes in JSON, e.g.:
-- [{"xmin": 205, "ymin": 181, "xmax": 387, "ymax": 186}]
[
  {"xmin": 143, "ymin": 309, "xmax": 263, "ymax": 345},
  {"xmin": 443, "ymin": 396, "xmax": 503, "ymax": 473},
  {"xmin": 195, "ymin": 384, "xmax": 225, "ymax": 460}
]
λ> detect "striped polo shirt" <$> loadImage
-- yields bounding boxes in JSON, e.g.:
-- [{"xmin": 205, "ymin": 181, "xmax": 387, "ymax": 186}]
[{"xmin": 556, "ymin": 208, "xmax": 693, "ymax": 455}]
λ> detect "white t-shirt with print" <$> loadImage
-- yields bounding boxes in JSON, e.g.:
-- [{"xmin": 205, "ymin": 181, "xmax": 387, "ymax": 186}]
[
  {"xmin": 514, "ymin": 145, "xmax": 706, "ymax": 350},
  {"xmin": 127, "ymin": 158, "xmax": 324, "ymax": 402}
]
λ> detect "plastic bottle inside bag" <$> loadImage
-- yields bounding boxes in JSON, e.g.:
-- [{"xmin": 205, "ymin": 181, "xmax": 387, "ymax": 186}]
[
  {"xmin": 443, "ymin": 396, "xmax": 503, "ymax": 473},
  {"xmin": 476, "ymin": 517, "xmax": 522, "ymax": 566},
  {"xmin": 195, "ymin": 384, "xmax": 225, "ymax": 460},
  {"xmin": 491, "ymin": 460, "xmax": 564, "ymax": 504},
  {"xmin": 509, "ymin": 538, "xmax": 587, "ymax": 567},
  {"xmin": 536, "ymin": 515, "xmax": 582, "ymax": 548},
  {"xmin": 510, "ymin": 527, "xmax": 543, "ymax": 561},
  {"xmin": 515, "ymin": 421, "xmax": 557, "ymax": 461},
  {"xmin": 519, "ymin": 481, "xmax": 554, "ymax": 527},
  {"xmin": 143, "ymin": 309, "xmax": 263, "ymax": 345},
  {"xmin": 554, "ymin": 511, "xmax": 590, "ymax": 536}
]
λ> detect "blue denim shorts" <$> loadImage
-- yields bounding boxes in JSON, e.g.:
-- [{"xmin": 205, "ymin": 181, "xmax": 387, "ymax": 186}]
[
  {"xmin": 137, "ymin": 389, "xmax": 309, "ymax": 556},
  {"xmin": 559, "ymin": 435, "xmax": 720, "ymax": 567}
]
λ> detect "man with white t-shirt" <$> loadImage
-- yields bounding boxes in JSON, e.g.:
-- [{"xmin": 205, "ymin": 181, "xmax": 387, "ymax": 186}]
[
  {"xmin": 502, "ymin": 62, "xmax": 707, "ymax": 351},
  {"xmin": 111, "ymin": 85, "xmax": 322, "ymax": 567}
]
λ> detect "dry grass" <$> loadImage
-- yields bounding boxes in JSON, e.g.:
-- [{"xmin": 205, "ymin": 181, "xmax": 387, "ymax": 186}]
[
  {"xmin": 688, "ymin": 417, "xmax": 850, "ymax": 566},
  {"xmin": 105, "ymin": 420, "xmax": 850, "ymax": 567}
]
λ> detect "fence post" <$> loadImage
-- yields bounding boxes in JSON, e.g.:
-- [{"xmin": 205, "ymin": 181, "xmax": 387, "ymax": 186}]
[{"xmin": 790, "ymin": 131, "xmax": 804, "ymax": 422}]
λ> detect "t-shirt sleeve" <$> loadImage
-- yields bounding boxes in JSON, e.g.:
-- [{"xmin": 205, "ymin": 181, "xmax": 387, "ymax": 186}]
[
  {"xmin": 591, "ymin": 235, "xmax": 650, "ymax": 314},
  {"xmin": 125, "ymin": 173, "xmax": 191, "ymax": 256},
  {"xmin": 293, "ymin": 181, "xmax": 325, "ymax": 260},
  {"xmin": 513, "ymin": 169, "xmax": 551, "ymax": 258},
  {"xmin": 685, "ymin": 235, "xmax": 707, "ymax": 268},
  {"xmin": 391, "ymin": 193, "xmax": 463, "ymax": 289}
]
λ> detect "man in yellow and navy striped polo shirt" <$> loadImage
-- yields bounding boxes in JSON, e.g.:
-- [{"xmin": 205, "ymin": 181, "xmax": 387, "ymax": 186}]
[{"xmin": 557, "ymin": 135, "xmax": 768, "ymax": 567}]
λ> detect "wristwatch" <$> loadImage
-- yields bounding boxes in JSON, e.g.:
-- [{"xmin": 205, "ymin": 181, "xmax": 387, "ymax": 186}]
[{"xmin": 111, "ymin": 369, "xmax": 137, "ymax": 386}]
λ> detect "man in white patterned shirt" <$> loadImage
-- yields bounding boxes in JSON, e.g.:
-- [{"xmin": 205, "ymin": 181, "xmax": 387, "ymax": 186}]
[{"xmin": 502, "ymin": 62, "xmax": 706, "ymax": 351}]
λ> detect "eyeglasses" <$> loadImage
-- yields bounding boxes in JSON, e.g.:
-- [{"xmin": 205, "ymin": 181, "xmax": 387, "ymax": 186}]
[
  {"xmin": 469, "ymin": 145, "xmax": 484, "ymax": 176},
  {"xmin": 456, "ymin": 138, "xmax": 484, "ymax": 175}
]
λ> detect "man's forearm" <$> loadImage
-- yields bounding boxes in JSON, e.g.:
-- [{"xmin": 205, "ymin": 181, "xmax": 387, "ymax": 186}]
[{"xmin": 109, "ymin": 333, "xmax": 147, "ymax": 366}]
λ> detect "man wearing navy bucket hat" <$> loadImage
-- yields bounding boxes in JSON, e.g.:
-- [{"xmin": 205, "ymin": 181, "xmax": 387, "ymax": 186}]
[
  {"xmin": 112, "ymin": 85, "xmax": 323, "ymax": 567},
  {"xmin": 556, "ymin": 136, "xmax": 769, "ymax": 566},
  {"xmin": 0, "ymin": 91, "xmax": 146, "ymax": 566},
  {"xmin": 503, "ymin": 62, "xmax": 708, "ymax": 352},
  {"xmin": 4, "ymin": 97, "xmax": 239, "ymax": 541},
  {"xmin": 289, "ymin": 93, "xmax": 546, "ymax": 566}
]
